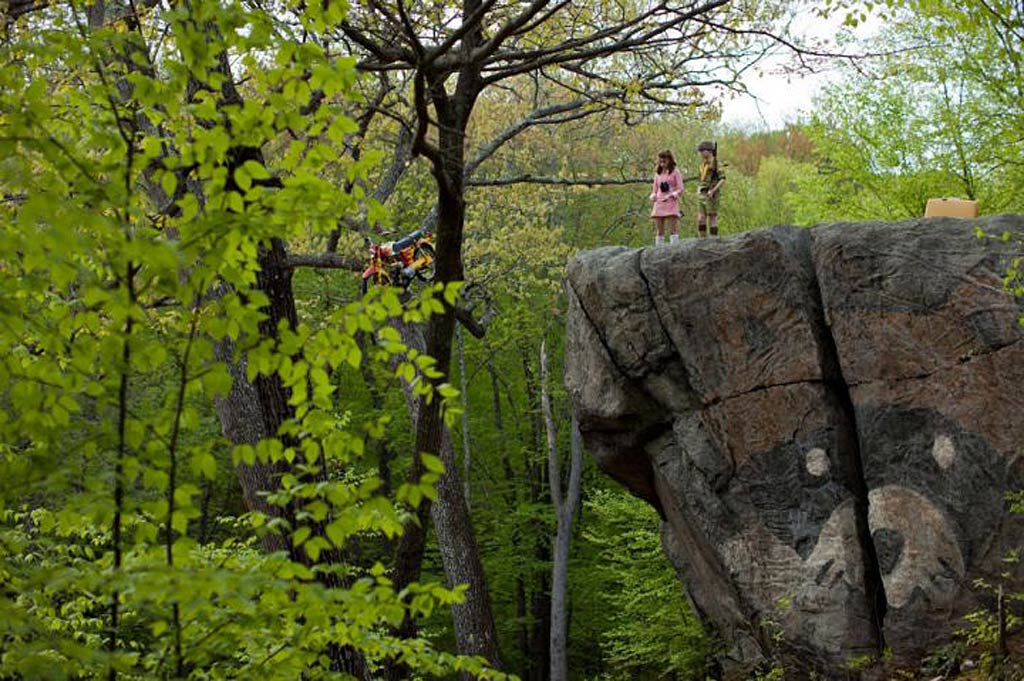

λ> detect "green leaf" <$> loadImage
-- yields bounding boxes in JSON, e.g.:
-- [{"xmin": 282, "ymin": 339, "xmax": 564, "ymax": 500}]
[
  {"xmin": 161, "ymin": 170, "xmax": 178, "ymax": 197},
  {"xmin": 421, "ymin": 453, "xmax": 445, "ymax": 474},
  {"xmin": 201, "ymin": 364, "xmax": 233, "ymax": 397},
  {"xmin": 292, "ymin": 526, "xmax": 312, "ymax": 547},
  {"xmin": 242, "ymin": 159, "xmax": 270, "ymax": 181},
  {"xmin": 226, "ymin": 190, "xmax": 245, "ymax": 213},
  {"xmin": 234, "ymin": 165, "xmax": 252, "ymax": 192},
  {"xmin": 191, "ymin": 451, "xmax": 217, "ymax": 480},
  {"xmin": 326, "ymin": 116, "xmax": 359, "ymax": 144},
  {"xmin": 304, "ymin": 536, "xmax": 329, "ymax": 562},
  {"xmin": 171, "ymin": 510, "xmax": 189, "ymax": 534}
]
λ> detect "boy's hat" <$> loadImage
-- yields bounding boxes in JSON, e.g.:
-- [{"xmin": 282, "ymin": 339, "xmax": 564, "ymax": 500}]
[{"xmin": 697, "ymin": 140, "xmax": 716, "ymax": 152}]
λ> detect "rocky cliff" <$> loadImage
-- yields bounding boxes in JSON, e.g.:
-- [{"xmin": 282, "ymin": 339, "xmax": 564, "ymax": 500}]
[{"xmin": 565, "ymin": 216, "xmax": 1024, "ymax": 677}]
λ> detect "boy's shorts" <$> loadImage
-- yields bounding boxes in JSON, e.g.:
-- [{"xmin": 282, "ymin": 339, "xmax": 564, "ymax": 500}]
[{"xmin": 698, "ymin": 191, "xmax": 719, "ymax": 215}]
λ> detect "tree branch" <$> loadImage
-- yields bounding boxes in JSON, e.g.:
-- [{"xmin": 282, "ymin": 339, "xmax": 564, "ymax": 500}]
[
  {"xmin": 411, "ymin": 69, "xmax": 442, "ymax": 165},
  {"xmin": 467, "ymin": 175, "xmax": 647, "ymax": 187},
  {"xmin": 479, "ymin": 0, "xmax": 733, "ymax": 84},
  {"xmin": 339, "ymin": 18, "xmax": 412, "ymax": 65},
  {"xmin": 394, "ymin": 0, "xmax": 426, "ymax": 59},
  {"xmin": 472, "ymin": 0, "xmax": 551, "ymax": 63},
  {"xmin": 465, "ymin": 95, "xmax": 611, "ymax": 176},
  {"xmin": 423, "ymin": 0, "xmax": 501, "ymax": 68},
  {"xmin": 284, "ymin": 248, "xmax": 487, "ymax": 339},
  {"xmin": 693, "ymin": 16, "xmax": 907, "ymax": 66},
  {"xmin": 285, "ymin": 253, "xmax": 363, "ymax": 270}
]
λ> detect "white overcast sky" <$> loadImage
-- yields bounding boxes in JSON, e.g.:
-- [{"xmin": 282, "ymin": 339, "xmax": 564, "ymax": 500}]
[
  {"xmin": 717, "ymin": 7, "xmax": 882, "ymax": 130},
  {"xmin": 718, "ymin": 70, "xmax": 828, "ymax": 129}
]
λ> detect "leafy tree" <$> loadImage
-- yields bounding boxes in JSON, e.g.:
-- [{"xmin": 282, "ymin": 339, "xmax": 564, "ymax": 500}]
[
  {"xmin": 578, "ymin": 489, "xmax": 712, "ymax": 679},
  {"xmin": 724, "ymin": 154, "xmax": 814, "ymax": 230},
  {"xmin": 0, "ymin": 0, "xmax": 495, "ymax": 677},
  {"xmin": 797, "ymin": 74, "xmax": 982, "ymax": 221},
  {"xmin": 808, "ymin": 0, "xmax": 1024, "ymax": 218}
]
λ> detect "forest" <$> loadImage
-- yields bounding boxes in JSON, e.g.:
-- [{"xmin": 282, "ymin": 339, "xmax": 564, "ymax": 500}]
[{"xmin": 0, "ymin": 0, "xmax": 1021, "ymax": 678}]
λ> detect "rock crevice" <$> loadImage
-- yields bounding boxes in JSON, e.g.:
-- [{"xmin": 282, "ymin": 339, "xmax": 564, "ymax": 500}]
[
  {"xmin": 805, "ymin": 252, "xmax": 889, "ymax": 657},
  {"xmin": 566, "ymin": 217, "xmax": 1024, "ymax": 676}
]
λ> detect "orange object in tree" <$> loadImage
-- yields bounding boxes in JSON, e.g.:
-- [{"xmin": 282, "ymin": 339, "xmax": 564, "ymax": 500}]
[{"xmin": 924, "ymin": 197, "xmax": 978, "ymax": 218}]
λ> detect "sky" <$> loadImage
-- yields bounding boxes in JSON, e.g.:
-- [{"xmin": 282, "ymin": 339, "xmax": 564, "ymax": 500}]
[
  {"xmin": 718, "ymin": 70, "xmax": 829, "ymax": 130},
  {"xmin": 717, "ymin": 7, "xmax": 882, "ymax": 130}
]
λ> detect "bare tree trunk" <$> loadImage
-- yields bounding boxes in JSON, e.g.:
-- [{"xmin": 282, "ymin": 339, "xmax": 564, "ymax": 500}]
[
  {"xmin": 389, "ymin": 314, "xmax": 502, "ymax": 670},
  {"xmin": 197, "ymin": 480, "xmax": 213, "ymax": 544},
  {"xmin": 213, "ymin": 319, "xmax": 288, "ymax": 555},
  {"xmin": 520, "ymin": 339, "xmax": 551, "ymax": 679},
  {"xmin": 541, "ymin": 341, "xmax": 583, "ymax": 681},
  {"xmin": 403, "ymin": 55, "xmax": 504, "ymax": 665}
]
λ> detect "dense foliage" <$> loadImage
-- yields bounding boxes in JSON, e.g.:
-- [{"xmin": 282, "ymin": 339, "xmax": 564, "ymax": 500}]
[
  {"xmin": 0, "ymin": 0, "xmax": 489, "ymax": 678},
  {"xmin": 2, "ymin": 0, "xmax": 1021, "ymax": 678}
]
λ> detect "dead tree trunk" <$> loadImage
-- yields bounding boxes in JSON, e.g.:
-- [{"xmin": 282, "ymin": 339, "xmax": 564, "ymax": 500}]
[{"xmin": 541, "ymin": 341, "xmax": 583, "ymax": 681}]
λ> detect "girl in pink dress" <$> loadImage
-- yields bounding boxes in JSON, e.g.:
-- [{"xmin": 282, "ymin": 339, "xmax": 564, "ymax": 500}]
[{"xmin": 649, "ymin": 150, "xmax": 684, "ymax": 245}]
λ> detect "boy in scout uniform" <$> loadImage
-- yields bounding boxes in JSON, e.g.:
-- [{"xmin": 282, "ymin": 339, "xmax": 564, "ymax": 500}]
[{"xmin": 696, "ymin": 141, "xmax": 725, "ymax": 237}]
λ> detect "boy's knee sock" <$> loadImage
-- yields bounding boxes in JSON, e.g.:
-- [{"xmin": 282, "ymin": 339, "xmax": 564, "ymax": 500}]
[
  {"xmin": 698, "ymin": 222, "xmax": 707, "ymax": 237},
  {"xmin": 710, "ymin": 217, "xmax": 718, "ymax": 236}
]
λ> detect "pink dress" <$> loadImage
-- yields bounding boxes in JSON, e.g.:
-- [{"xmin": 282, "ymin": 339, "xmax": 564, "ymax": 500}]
[{"xmin": 650, "ymin": 168, "xmax": 684, "ymax": 217}]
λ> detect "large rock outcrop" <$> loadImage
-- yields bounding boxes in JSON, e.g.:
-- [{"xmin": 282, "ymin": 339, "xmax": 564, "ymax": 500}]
[{"xmin": 566, "ymin": 216, "xmax": 1024, "ymax": 677}]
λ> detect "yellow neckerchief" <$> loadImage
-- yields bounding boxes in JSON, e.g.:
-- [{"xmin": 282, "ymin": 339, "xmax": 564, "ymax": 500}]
[{"xmin": 700, "ymin": 160, "xmax": 716, "ymax": 184}]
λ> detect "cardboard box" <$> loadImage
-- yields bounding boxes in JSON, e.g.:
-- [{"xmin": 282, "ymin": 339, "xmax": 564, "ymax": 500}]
[{"xmin": 924, "ymin": 197, "xmax": 978, "ymax": 218}]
